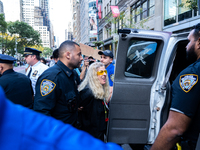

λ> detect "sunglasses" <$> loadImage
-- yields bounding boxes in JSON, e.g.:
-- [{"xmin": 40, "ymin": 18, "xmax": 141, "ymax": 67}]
[{"xmin": 97, "ymin": 70, "xmax": 107, "ymax": 76}]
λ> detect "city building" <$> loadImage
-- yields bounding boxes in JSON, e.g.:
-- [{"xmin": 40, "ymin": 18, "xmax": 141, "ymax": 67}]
[
  {"xmin": 0, "ymin": 0, "xmax": 4, "ymax": 14},
  {"xmin": 21, "ymin": 0, "xmax": 35, "ymax": 27},
  {"xmin": 96, "ymin": 0, "xmax": 199, "ymax": 57}
]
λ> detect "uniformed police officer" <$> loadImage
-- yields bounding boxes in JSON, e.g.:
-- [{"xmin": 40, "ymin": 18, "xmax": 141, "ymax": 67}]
[
  {"xmin": 0, "ymin": 54, "xmax": 33, "ymax": 108},
  {"xmin": 34, "ymin": 40, "xmax": 83, "ymax": 127},
  {"xmin": 24, "ymin": 47, "xmax": 48, "ymax": 95},
  {"xmin": 151, "ymin": 23, "xmax": 200, "ymax": 150},
  {"xmin": 98, "ymin": 50, "xmax": 115, "ymax": 102}
]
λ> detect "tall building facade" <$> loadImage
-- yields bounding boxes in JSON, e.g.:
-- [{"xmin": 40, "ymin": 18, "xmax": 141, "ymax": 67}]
[
  {"xmin": 21, "ymin": 0, "xmax": 35, "ymax": 27},
  {"xmin": 96, "ymin": 0, "xmax": 199, "ymax": 58},
  {"xmin": 0, "ymin": 0, "xmax": 4, "ymax": 14},
  {"xmin": 20, "ymin": 0, "xmax": 51, "ymax": 48},
  {"xmin": 79, "ymin": 0, "xmax": 97, "ymax": 44}
]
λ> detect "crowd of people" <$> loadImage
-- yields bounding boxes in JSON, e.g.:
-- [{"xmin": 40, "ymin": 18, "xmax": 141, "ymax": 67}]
[{"xmin": 0, "ymin": 40, "xmax": 119, "ymax": 150}]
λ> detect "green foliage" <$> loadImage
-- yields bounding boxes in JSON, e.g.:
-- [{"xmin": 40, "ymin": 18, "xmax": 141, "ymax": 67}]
[
  {"xmin": 104, "ymin": 9, "xmax": 149, "ymax": 36},
  {"xmin": 42, "ymin": 47, "xmax": 53, "ymax": 57},
  {"xmin": 7, "ymin": 21, "xmax": 42, "ymax": 54},
  {"xmin": 178, "ymin": 0, "xmax": 197, "ymax": 10},
  {"xmin": 0, "ymin": 14, "xmax": 7, "ymax": 34},
  {"xmin": 93, "ymin": 41, "xmax": 104, "ymax": 47}
]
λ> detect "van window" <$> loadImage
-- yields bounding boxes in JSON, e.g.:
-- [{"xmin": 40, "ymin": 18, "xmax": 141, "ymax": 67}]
[{"xmin": 125, "ymin": 40, "xmax": 157, "ymax": 78}]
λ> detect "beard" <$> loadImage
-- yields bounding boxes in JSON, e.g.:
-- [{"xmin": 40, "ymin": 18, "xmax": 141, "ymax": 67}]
[{"xmin": 186, "ymin": 44, "xmax": 197, "ymax": 64}]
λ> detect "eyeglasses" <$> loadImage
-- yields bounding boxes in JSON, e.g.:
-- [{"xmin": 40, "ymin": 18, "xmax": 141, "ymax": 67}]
[{"xmin": 97, "ymin": 70, "xmax": 107, "ymax": 76}]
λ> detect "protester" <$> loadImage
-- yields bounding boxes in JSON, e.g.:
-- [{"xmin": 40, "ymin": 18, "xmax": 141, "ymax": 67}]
[
  {"xmin": 80, "ymin": 56, "xmax": 89, "ymax": 80},
  {"xmin": 0, "ymin": 54, "xmax": 33, "ymax": 108},
  {"xmin": 78, "ymin": 62, "xmax": 110, "ymax": 141},
  {"xmin": 24, "ymin": 47, "xmax": 48, "ymax": 95},
  {"xmin": 34, "ymin": 40, "xmax": 82, "ymax": 127},
  {"xmin": 98, "ymin": 50, "xmax": 115, "ymax": 102},
  {"xmin": 0, "ymin": 86, "xmax": 122, "ymax": 150},
  {"xmin": 40, "ymin": 57, "xmax": 47, "ymax": 65}
]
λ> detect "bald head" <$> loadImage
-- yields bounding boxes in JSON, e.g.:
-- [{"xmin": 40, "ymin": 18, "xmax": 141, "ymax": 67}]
[{"xmin": 58, "ymin": 40, "xmax": 80, "ymax": 58}]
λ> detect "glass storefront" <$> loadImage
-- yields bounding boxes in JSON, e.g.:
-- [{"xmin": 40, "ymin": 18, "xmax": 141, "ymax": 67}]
[{"xmin": 164, "ymin": 0, "xmax": 198, "ymax": 26}]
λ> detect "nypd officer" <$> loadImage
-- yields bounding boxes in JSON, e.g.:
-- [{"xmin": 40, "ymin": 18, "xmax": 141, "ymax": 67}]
[
  {"xmin": 24, "ymin": 47, "xmax": 48, "ymax": 95},
  {"xmin": 98, "ymin": 50, "xmax": 115, "ymax": 102},
  {"xmin": 34, "ymin": 40, "xmax": 83, "ymax": 127},
  {"xmin": 0, "ymin": 54, "xmax": 33, "ymax": 108},
  {"xmin": 151, "ymin": 23, "xmax": 200, "ymax": 150}
]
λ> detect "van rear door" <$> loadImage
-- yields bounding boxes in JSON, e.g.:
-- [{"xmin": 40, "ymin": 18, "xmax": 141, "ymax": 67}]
[{"xmin": 107, "ymin": 29, "xmax": 172, "ymax": 144}]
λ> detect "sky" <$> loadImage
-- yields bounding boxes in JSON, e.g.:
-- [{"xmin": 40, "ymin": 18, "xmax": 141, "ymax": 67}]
[
  {"xmin": 49, "ymin": 0, "xmax": 71, "ymax": 46},
  {"xmin": 1, "ymin": 0, "xmax": 71, "ymax": 47}
]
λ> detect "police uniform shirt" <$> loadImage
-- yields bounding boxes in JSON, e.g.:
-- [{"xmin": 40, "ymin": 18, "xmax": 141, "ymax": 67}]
[
  {"xmin": 26, "ymin": 61, "xmax": 48, "ymax": 95},
  {"xmin": 106, "ymin": 63, "xmax": 115, "ymax": 86},
  {"xmin": 34, "ymin": 60, "xmax": 80, "ymax": 126},
  {"xmin": 0, "ymin": 86, "xmax": 123, "ymax": 150},
  {"xmin": 170, "ymin": 58, "xmax": 200, "ymax": 147},
  {"xmin": 0, "ymin": 69, "xmax": 33, "ymax": 108}
]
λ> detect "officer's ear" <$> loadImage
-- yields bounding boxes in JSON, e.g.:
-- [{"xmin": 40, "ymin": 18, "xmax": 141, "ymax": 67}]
[
  {"xmin": 65, "ymin": 51, "xmax": 71, "ymax": 59},
  {"xmin": 198, "ymin": 37, "xmax": 200, "ymax": 49}
]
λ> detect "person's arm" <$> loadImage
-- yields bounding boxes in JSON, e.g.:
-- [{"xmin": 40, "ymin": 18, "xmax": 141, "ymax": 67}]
[
  {"xmin": 107, "ymin": 86, "xmax": 113, "ymax": 103},
  {"xmin": 34, "ymin": 77, "xmax": 57, "ymax": 116},
  {"xmin": 80, "ymin": 61, "xmax": 89, "ymax": 80},
  {"xmin": 150, "ymin": 110, "xmax": 191, "ymax": 150}
]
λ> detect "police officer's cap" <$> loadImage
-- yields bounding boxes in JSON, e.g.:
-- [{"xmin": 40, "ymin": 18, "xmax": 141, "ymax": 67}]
[
  {"xmin": 0, "ymin": 54, "xmax": 17, "ymax": 64},
  {"xmin": 23, "ymin": 47, "xmax": 42, "ymax": 57},
  {"xmin": 98, "ymin": 50, "xmax": 113, "ymax": 58}
]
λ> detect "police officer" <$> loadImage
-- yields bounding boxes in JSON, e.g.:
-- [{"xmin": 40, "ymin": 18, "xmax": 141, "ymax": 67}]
[
  {"xmin": 151, "ymin": 23, "xmax": 200, "ymax": 150},
  {"xmin": 24, "ymin": 47, "xmax": 48, "ymax": 95},
  {"xmin": 34, "ymin": 40, "xmax": 83, "ymax": 127},
  {"xmin": 98, "ymin": 50, "xmax": 115, "ymax": 102},
  {"xmin": 0, "ymin": 54, "xmax": 33, "ymax": 108}
]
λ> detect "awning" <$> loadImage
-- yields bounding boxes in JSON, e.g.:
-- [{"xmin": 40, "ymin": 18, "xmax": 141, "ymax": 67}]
[{"xmin": 79, "ymin": 43, "xmax": 101, "ymax": 60}]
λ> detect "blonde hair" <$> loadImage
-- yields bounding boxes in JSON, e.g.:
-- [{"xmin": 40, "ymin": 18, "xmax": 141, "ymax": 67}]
[{"xmin": 78, "ymin": 62, "xmax": 110, "ymax": 100}]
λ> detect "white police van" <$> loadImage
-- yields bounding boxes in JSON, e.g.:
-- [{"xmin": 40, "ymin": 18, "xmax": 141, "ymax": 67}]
[{"xmin": 107, "ymin": 28, "xmax": 200, "ymax": 149}]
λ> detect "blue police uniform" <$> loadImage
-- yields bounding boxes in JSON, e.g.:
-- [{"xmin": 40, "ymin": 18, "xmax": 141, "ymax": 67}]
[
  {"xmin": 106, "ymin": 64, "xmax": 115, "ymax": 86},
  {"xmin": 0, "ymin": 86, "xmax": 123, "ymax": 150},
  {"xmin": 0, "ymin": 54, "xmax": 33, "ymax": 108},
  {"xmin": 34, "ymin": 60, "xmax": 80, "ymax": 126},
  {"xmin": 170, "ymin": 58, "xmax": 200, "ymax": 149}
]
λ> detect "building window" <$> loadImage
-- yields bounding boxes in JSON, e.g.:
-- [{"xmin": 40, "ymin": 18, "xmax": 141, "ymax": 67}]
[
  {"xmin": 131, "ymin": 0, "xmax": 155, "ymax": 23},
  {"xmin": 164, "ymin": 0, "xmax": 198, "ymax": 26}
]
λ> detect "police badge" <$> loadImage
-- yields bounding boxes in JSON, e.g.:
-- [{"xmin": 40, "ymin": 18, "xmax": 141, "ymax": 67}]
[
  {"xmin": 40, "ymin": 79, "xmax": 56, "ymax": 96},
  {"xmin": 179, "ymin": 74, "xmax": 198, "ymax": 93}
]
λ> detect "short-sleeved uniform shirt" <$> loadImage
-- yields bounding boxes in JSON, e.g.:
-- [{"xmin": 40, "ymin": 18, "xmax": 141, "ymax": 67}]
[
  {"xmin": 106, "ymin": 64, "xmax": 115, "ymax": 86},
  {"xmin": 170, "ymin": 58, "xmax": 200, "ymax": 147},
  {"xmin": 0, "ymin": 69, "xmax": 33, "ymax": 108},
  {"xmin": 26, "ymin": 61, "xmax": 48, "ymax": 95},
  {"xmin": 34, "ymin": 60, "xmax": 80, "ymax": 126}
]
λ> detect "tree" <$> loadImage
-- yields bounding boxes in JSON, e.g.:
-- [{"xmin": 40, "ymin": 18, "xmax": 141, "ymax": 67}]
[
  {"xmin": 0, "ymin": 14, "xmax": 7, "ymax": 54},
  {"xmin": 7, "ymin": 21, "xmax": 42, "ymax": 54},
  {"xmin": 41, "ymin": 47, "xmax": 53, "ymax": 58},
  {"xmin": 179, "ymin": 0, "xmax": 197, "ymax": 10}
]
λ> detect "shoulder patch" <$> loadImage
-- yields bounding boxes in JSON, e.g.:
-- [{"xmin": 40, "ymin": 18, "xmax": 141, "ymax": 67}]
[
  {"xmin": 40, "ymin": 79, "xmax": 56, "ymax": 96},
  {"xmin": 179, "ymin": 74, "xmax": 198, "ymax": 93},
  {"xmin": 110, "ymin": 74, "xmax": 114, "ymax": 82}
]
